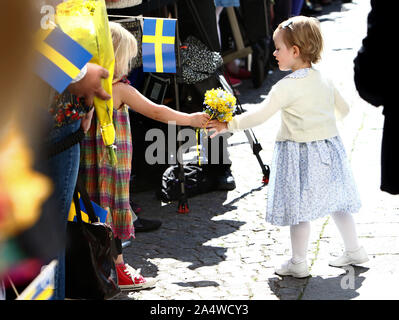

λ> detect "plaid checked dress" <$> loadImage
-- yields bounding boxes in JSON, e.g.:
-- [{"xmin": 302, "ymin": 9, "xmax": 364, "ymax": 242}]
[{"xmin": 79, "ymin": 98, "xmax": 136, "ymax": 240}]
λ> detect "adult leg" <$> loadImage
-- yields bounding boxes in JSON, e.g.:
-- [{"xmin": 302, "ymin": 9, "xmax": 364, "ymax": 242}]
[
  {"xmin": 380, "ymin": 109, "xmax": 399, "ymax": 194},
  {"xmin": 45, "ymin": 120, "xmax": 81, "ymax": 300}
]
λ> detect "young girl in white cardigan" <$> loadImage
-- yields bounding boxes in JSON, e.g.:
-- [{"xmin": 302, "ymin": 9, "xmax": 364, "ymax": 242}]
[{"xmin": 207, "ymin": 16, "xmax": 368, "ymax": 278}]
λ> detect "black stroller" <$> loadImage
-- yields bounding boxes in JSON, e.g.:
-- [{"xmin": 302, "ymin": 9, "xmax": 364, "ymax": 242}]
[{"xmin": 173, "ymin": 0, "xmax": 271, "ymax": 213}]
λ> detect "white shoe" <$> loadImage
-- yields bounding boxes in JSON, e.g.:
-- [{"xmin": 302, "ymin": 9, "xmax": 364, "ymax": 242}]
[
  {"xmin": 275, "ymin": 259, "xmax": 310, "ymax": 278},
  {"xmin": 329, "ymin": 246, "xmax": 369, "ymax": 267}
]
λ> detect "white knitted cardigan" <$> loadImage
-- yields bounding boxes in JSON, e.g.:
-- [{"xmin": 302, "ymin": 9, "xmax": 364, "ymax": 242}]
[{"xmin": 106, "ymin": 0, "xmax": 142, "ymax": 9}]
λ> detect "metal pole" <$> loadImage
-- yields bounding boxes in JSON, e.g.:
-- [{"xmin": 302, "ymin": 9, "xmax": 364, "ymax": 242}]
[{"xmin": 173, "ymin": 2, "xmax": 189, "ymax": 213}]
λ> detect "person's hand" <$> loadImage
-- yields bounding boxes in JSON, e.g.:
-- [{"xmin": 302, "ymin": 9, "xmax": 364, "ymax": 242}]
[
  {"xmin": 80, "ymin": 107, "xmax": 94, "ymax": 134},
  {"xmin": 67, "ymin": 63, "xmax": 111, "ymax": 107},
  {"xmin": 189, "ymin": 112, "xmax": 211, "ymax": 128},
  {"xmin": 206, "ymin": 119, "xmax": 228, "ymax": 138}
]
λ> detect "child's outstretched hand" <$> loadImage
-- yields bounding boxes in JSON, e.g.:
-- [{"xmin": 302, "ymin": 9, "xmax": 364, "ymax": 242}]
[
  {"xmin": 189, "ymin": 112, "xmax": 211, "ymax": 128},
  {"xmin": 206, "ymin": 119, "xmax": 228, "ymax": 139}
]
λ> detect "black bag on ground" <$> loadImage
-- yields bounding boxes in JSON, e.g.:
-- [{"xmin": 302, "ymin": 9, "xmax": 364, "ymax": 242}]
[
  {"xmin": 156, "ymin": 164, "xmax": 217, "ymax": 202},
  {"xmin": 65, "ymin": 178, "xmax": 120, "ymax": 300}
]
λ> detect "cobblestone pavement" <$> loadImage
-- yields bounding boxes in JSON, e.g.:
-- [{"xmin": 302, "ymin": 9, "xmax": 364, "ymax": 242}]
[{"xmin": 118, "ymin": 0, "xmax": 399, "ymax": 300}]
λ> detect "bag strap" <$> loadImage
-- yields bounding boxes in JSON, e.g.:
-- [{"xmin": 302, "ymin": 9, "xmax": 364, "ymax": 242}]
[
  {"xmin": 73, "ymin": 189, "xmax": 83, "ymax": 224},
  {"xmin": 73, "ymin": 175, "xmax": 99, "ymax": 224},
  {"xmin": 47, "ymin": 126, "xmax": 84, "ymax": 159}
]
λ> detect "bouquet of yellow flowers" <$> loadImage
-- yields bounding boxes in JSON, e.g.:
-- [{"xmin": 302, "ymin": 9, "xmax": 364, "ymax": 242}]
[
  {"xmin": 196, "ymin": 88, "xmax": 237, "ymax": 165},
  {"xmin": 55, "ymin": 0, "xmax": 117, "ymax": 165},
  {"xmin": 203, "ymin": 88, "xmax": 237, "ymax": 122}
]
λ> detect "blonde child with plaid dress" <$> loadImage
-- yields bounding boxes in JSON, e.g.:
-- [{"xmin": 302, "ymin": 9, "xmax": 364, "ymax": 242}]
[{"xmin": 80, "ymin": 22, "xmax": 209, "ymax": 290}]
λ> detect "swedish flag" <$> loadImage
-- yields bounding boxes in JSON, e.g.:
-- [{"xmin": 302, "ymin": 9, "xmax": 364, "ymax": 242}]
[
  {"xmin": 142, "ymin": 18, "xmax": 176, "ymax": 73},
  {"xmin": 35, "ymin": 27, "xmax": 93, "ymax": 93}
]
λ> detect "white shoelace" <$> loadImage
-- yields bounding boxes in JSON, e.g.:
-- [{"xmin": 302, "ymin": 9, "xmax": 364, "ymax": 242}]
[{"xmin": 124, "ymin": 264, "xmax": 142, "ymax": 280}]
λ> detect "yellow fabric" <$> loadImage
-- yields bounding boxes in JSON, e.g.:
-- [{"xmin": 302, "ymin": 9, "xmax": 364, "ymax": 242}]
[{"xmin": 56, "ymin": 0, "xmax": 117, "ymax": 164}]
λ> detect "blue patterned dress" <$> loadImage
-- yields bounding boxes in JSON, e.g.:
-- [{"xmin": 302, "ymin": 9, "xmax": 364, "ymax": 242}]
[{"xmin": 265, "ymin": 70, "xmax": 361, "ymax": 226}]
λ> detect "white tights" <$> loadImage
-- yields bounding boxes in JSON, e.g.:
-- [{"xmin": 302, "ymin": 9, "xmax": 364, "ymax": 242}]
[{"xmin": 290, "ymin": 212, "xmax": 360, "ymax": 263}]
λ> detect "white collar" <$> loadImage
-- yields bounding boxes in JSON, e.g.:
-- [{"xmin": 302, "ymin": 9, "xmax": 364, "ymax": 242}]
[{"xmin": 285, "ymin": 67, "xmax": 312, "ymax": 79}]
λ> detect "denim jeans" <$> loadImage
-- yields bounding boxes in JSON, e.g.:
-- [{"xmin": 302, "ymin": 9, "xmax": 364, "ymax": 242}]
[{"xmin": 45, "ymin": 120, "xmax": 81, "ymax": 300}]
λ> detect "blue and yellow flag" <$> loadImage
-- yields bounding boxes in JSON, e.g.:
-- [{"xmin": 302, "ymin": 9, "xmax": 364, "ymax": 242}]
[
  {"xmin": 35, "ymin": 27, "xmax": 93, "ymax": 93},
  {"xmin": 68, "ymin": 193, "xmax": 108, "ymax": 224},
  {"xmin": 17, "ymin": 260, "xmax": 57, "ymax": 300},
  {"xmin": 142, "ymin": 18, "xmax": 176, "ymax": 73}
]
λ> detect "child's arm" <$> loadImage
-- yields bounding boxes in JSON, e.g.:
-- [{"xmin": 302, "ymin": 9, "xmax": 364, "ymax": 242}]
[
  {"xmin": 115, "ymin": 83, "xmax": 210, "ymax": 128},
  {"xmin": 333, "ymin": 86, "xmax": 350, "ymax": 121},
  {"xmin": 207, "ymin": 86, "xmax": 283, "ymax": 138}
]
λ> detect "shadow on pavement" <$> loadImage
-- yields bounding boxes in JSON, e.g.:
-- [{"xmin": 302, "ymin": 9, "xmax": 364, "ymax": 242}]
[
  {"xmin": 268, "ymin": 265, "xmax": 369, "ymax": 300},
  {"xmin": 173, "ymin": 280, "xmax": 220, "ymax": 288},
  {"xmin": 122, "ymin": 189, "xmax": 248, "ymax": 277}
]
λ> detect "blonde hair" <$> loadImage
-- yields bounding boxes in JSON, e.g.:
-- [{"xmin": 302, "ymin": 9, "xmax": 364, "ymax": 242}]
[
  {"xmin": 109, "ymin": 21, "xmax": 138, "ymax": 79},
  {"xmin": 274, "ymin": 16, "xmax": 323, "ymax": 64}
]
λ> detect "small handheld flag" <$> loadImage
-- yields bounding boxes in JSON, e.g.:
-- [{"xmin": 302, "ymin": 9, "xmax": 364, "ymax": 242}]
[
  {"xmin": 68, "ymin": 193, "xmax": 108, "ymax": 224},
  {"xmin": 16, "ymin": 260, "xmax": 58, "ymax": 300},
  {"xmin": 35, "ymin": 27, "xmax": 93, "ymax": 93},
  {"xmin": 142, "ymin": 18, "xmax": 176, "ymax": 73}
]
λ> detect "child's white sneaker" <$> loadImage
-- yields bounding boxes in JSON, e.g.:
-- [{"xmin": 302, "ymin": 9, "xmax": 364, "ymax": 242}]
[
  {"xmin": 275, "ymin": 259, "xmax": 310, "ymax": 278},
  {"xmin": 329, "ymin": 246, "xmax": 369, "ymax": 267}
]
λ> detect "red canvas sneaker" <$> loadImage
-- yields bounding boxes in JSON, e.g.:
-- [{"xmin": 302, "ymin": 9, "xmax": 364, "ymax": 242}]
[{"xmin": 116, "ymin": 263, "xmax": 156, "ymax": 291}]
